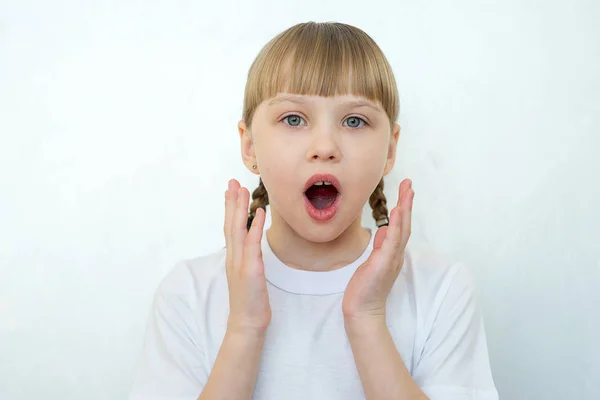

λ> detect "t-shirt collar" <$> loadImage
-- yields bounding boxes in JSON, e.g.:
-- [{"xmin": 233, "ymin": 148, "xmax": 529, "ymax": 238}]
[{"xmin": 262, "ymin": 228, "xmax": 375, "ymax": 295}]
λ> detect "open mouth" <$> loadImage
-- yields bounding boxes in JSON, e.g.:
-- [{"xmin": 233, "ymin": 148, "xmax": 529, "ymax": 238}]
[{"xmin": 304, "ymin": 181, "xmax": 339, "ymax": 210}]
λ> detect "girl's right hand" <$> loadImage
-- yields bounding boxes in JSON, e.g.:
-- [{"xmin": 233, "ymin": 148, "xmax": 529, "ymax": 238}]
[{"xmin": 224, "ymin": 179, "xmax": 272, "ymax": 335}]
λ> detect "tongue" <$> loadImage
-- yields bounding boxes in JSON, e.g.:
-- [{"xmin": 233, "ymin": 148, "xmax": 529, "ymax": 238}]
[{"xmin": 305, "ymin": 185, "xmax": 338, "ymax": 210}]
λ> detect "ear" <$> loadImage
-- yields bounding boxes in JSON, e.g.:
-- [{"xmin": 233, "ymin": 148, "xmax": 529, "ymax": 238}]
[
  {"xmin": 383, "ymin": 123, "xmax": 400, "ymax": 176},
  {"xmin": 238, "ymin": 120, "xmax": 260, "ymax": 175}
]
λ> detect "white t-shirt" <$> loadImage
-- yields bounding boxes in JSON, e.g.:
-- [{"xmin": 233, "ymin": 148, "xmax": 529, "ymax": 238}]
[{"xmin": 130, "ymin": 228, "xmax": 499, "ymax": 400}]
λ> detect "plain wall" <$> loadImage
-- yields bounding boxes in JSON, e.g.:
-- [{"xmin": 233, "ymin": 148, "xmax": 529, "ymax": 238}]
[{"xmin": 1, "ymin": 0, "xmax": 599, "ymax": 399}]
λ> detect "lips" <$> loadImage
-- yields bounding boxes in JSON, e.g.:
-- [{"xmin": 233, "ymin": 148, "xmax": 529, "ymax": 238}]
[{"xmin": 303, "ymin": 174, "xmax": 342, "ymax": 220}]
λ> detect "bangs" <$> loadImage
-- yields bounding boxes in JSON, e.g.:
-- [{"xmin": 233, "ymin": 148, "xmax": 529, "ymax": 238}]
[{"xmin": 243, "ymin": 22, "xmax": 399, "ymax": 128}]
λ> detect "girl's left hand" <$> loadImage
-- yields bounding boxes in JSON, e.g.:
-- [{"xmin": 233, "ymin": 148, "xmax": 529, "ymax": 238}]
[{"xmin": 342, "ymin": 179, "xmax": 414, "ymax": 324}]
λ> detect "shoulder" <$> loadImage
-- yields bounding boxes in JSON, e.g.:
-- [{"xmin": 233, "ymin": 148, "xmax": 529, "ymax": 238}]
[
  {"xmin": 395, "ymin": 240, "xmax": 479, "ymax": 319},
  {"xmin": 399, "ymin": 244, "xmax": 498, "ymax": 398},
  {"xmin": 155, "ymin": 246, "xmax": 228, "ymax": 308},
  {"xmin": 401, "ymin": 240, "xmax": 474, "ymax": 293}
]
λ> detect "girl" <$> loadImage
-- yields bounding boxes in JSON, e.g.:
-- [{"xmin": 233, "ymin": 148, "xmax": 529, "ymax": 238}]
[{"xmin": 130, "ymin": 21, "xmax": 498, "ymax": 400}]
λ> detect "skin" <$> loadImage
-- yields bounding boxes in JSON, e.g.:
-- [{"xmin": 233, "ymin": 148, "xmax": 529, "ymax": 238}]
[{"xmin": 200, "ymin": 93, "xmax": 427, "ymax": 399}]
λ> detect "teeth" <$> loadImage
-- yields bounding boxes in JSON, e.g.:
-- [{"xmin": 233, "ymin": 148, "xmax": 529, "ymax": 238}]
[{"xmin": 313, "ymin": 181, "xmax": 333, "ymax": 186}]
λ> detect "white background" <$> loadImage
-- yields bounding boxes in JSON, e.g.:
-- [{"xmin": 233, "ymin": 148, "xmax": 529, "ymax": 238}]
[{"xmin": 1, "ymin": 1, "xmax": 599, "ymax": 399}]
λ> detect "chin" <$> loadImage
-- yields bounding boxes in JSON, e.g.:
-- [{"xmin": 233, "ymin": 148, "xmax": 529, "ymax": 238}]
[{"xmin": 292, "ymin": 215, "xmax": 352, "ymax": 244}]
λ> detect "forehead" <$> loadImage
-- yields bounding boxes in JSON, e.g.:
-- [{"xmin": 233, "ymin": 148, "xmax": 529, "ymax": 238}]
[{"xmin": 265, "ymin": 93, "xmax": 383, "ymax": 112}]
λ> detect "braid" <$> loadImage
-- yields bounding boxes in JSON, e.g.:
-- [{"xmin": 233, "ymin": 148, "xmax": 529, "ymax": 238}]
[
  {"xmin": 369, "ymin": 178, "xmax": 390, "ymax": 227},
  {"xmin": 246, "ymin": 178, "xmax": 269, "ymax": 230}
]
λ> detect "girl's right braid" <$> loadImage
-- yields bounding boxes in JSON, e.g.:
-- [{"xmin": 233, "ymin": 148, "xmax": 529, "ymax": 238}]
[{"xmin": 246, "ymin": 178, "xmax": 270, "ymax": 230}]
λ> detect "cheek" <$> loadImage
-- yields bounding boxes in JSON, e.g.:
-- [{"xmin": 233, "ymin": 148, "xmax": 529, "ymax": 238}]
[
  {"xmin": 254, "ymin": 145, "xmax": 298, "ymax": 200},
  {"xmin": 351, "ymin": 140, "xmax": 389, "ymax": 170},
  {"xmin": 347, "ymin": 142, "xmax": 389, "ymax": 194},
  {"xmin": 256, "ymin": 146, "xmax": 294, "ymax": 177}
]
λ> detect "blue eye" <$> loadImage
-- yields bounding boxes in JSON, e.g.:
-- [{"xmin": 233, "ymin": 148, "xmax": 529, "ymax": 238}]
[
  {"xmin": 281, "ymin": 114, "xmax": 368, "ymax": 128},
  {"xmin": 283, "ymin": 114, "xmax": 306, "ymax": 127},
  {"xmin": 343, "ymin": 116, "xmax": 367, "ymax": 128}
]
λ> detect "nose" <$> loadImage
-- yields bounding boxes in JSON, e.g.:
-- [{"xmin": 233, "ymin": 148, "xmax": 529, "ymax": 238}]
[{"xmin": 306, "ymin": 129, "xmax": 342, "ymax": 163}]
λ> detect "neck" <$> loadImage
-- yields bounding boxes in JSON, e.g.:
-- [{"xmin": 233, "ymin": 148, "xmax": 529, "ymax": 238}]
[{"xmin": 266, "ymin": 212, "xmax": 372, "ymax": 272}]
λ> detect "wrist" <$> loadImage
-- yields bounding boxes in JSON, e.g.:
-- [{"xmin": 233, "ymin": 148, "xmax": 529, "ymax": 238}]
[
  {"xmin": 344, "ymin": 314, "xmax": 388, "ymax": 337},
  {"xmin": 225, "ymin": 324, "xmax": 268, "ymax": 342},
  {"xmin": 223, "ymin": 329, "xmax": 267, "ymax": 356}
]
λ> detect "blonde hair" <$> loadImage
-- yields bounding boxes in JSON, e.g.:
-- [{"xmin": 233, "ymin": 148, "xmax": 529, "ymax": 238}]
[{"xmin": 242, "ymin": 21, "xmax": 399, "ymax": 230}]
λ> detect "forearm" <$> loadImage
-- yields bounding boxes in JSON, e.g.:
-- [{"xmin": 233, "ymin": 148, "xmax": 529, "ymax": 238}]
[
  {"xmin": 198, "ymin": 329, "xmax": 266, "ymax": 400},
  {"xmin": 345, "ymin": 318, "xmax": 428, "ymax": 400}
]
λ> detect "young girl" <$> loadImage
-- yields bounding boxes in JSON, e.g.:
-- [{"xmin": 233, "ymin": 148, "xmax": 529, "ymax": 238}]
[{"xmin": 130, "ymin": 21, "xmax": 498, "ymax": 400}]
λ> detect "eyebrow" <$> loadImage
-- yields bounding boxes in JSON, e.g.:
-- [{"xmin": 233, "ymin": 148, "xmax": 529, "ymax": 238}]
[{"xmin": 268, "ymin": 94, "xmax": 382, "ymax": 112}]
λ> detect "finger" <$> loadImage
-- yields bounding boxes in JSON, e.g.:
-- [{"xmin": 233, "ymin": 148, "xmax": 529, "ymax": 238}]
[
  {"xmin": 373, "ymin": 180, "xmax": 407, "ymax": 263},
  {"xmin": 232, "ymin": 186, "xmax": 250, "ymax": 271},
  {"xmin": 397, "ymin": 178, "xmax": 412, "ymax": 208},
  {"xmin": 381, "ymin": 206, "xmax": 404, "ymax": 267},
  {"xmin": 243, "ymin": 207, "xmax": 266, "ymax": 273},
  {"xmin": 400, "ymin": 188, "xmax": 414, "ymax": 249},
  {"xmin": 224, "ymin": 180, "xmax": 238, "ymax": 240},
  {"xmin": 224, "ymin": 180, "xmax": 240, "ymax": 274},
  {"xmin": 393, "ymin": 178, "xmax": 412, "ymax": 246},
  {"xmin": 386, "ymin": 206, "xmax": 403, "ymax": 248},
  {"xmin": 384, "ymin": 185, "xmax": 414, "ymax": 262},
  {"xmin": 373, "ymin": 225, "xmax": 388, "ymax": 250}
]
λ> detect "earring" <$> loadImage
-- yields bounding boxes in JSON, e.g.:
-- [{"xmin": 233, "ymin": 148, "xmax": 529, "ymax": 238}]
[{"xmin": 252, "ymin": 165, "xmax": 257, "ymax": 170}]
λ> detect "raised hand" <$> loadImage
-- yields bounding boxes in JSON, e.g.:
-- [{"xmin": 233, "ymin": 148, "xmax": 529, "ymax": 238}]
[
  {"xmin": 224, "ymin": 179, "xmax": 271, "ymax": 335},
  {"xmin": 342, "ymin": 179, "xmax": 414, "ymax": 324}
]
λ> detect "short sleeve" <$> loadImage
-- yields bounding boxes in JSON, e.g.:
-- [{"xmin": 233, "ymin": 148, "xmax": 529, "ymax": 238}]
[
  {"xmin": 129, "ymin": 261, "xmax": 209, "ymax": 400},
  {"xmin": 413, "ymin": 264, "xmax": 499, "ymax": 400}
]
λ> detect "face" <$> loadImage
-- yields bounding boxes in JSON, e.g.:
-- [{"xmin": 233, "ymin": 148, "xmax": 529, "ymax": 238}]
[{"xmin": 239, "ymin": 93, "xmax": 400, "ymax": 242}]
